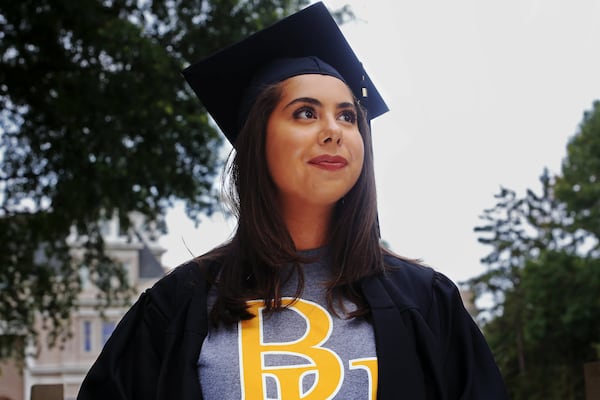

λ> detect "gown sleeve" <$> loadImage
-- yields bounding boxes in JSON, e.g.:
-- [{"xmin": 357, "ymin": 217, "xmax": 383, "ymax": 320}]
[
  {"xmin": 429, "ymin": 271, "xmax": 509, "ymax": 399},
  {"xmin": 363, "ymin": 259, "xmax": 509, "ymax": 399},
  {"xmin": 77, "ymin": 275, "xmax": 175, "ymax": 400}
]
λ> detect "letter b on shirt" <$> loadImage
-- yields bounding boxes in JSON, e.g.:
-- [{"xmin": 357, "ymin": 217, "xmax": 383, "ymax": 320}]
[{"xmin": 239, "ymin": 298, "xmax": 343, "ymax": 399}]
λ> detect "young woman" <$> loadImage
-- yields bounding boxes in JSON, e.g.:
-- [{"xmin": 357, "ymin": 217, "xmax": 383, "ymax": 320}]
[{"xmin": 78, "ymin": 3, "xmax": 508, "ymax": 399}]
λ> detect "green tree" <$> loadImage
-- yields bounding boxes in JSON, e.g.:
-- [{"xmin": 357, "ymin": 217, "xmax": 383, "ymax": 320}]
[
  {"xmin": 520, "ymin": 251, "xmax": 600, "ymax": 399},
  {"xmin": 0, "ymin": 0, "xmax": 309, "ymax": 361},
  {"xmin": 482, "ymin": 249, "xmax": 600, "ymax": 400},
  {"xmin": 470, "ymin": 170, "xmax": 566, "ymax": 316},
  {"xmin": 468, "ymin": 171, "xmax": 565, "ymax": 391},
  {"xmin": 468, "ymin": 101, "xmax": 600, "ymax": 399},
  {"xmin": 555, "ymin": 100, "xmax": 600, "ymax": 242}
]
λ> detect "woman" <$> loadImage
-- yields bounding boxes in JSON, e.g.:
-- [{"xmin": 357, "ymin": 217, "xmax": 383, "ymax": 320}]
[{"xmin": 78, "ymin": 3, "xmax": 508, "ymax": 399}]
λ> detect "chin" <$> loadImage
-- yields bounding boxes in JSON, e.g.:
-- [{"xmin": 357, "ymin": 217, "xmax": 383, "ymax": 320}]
[{"xmin": 310, "ymin": 192, "xmax": 347, "ymax": 207}]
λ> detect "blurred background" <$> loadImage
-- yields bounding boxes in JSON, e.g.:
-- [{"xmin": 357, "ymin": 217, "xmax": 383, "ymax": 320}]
[
  {"xmin": 161, "ymin": 0, "xmax": 600, "ymax": 282},
  {"xmin": 1, "ymin": 0, "xmax": 599, "ymax": 399}
]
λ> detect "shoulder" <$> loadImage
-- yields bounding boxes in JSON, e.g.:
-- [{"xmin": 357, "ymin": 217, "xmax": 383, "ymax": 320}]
[
  {"xmin": 149, "ymin": 260, "xmax": 202, "ymax": 295},
  {"xmin": 370, "ymin": 254, "xmax": 461, "ymax": 315},
  {"xmin": 383, "ymin": 254, "xmax": 435, "ymax": 287},
  {"xmin": 384, "ymin": 254, "xmax": 459, "ymax": 292},
  {"xmin": 142, "ymin": 259, "xmax": 215, "ymax": 320}
]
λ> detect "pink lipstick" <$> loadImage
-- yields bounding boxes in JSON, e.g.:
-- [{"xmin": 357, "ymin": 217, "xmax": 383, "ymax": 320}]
[{"xmin": 308, "ymin": 155, "xmax": 348, "ymax": 171}]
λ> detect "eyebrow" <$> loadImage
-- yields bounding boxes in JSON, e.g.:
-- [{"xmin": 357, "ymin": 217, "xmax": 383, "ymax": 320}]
[{"xmin": 283, "ymin": 97, "xmax": 356, "ymax": 110}]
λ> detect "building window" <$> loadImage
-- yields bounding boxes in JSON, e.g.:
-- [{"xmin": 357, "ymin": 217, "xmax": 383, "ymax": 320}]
[
  {"xmin": 83, "ymin": 320, "xmax": 92, "ymax": 352},
  {"xmin": 102, "ymin": 321, "xmax": 116, "ymax": 346},
  {"xmin": 79, "ymin": 264, "xmax": 90, "ymax": 289}
]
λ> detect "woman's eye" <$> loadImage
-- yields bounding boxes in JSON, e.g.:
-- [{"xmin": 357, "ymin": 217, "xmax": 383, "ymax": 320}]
[
  {"xmin": 339, "ymin": 110, "xmax": 357, "ymax": 124},
  {"xmin": 293, "ymin": 107, "xmax": 316, "ymax": 120}
]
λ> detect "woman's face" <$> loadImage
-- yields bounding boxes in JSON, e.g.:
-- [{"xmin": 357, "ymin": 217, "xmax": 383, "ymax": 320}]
[{"xmin": 265, "ymin": 74, "xmax": 364, "ymax": 210}]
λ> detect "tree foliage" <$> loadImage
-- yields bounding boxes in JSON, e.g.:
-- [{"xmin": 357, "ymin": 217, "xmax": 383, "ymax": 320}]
[
  {"xmin": 0, "ymin": 0, "xmax": 309, "ymax": 360},
  {"xmin": 469, "ymin": 171, "xmax": 569, "ymax": 315},
  {"xmin": 467, "ymin": 102, "xmax": 600, "ymax": 399},
  {"xmin": 555, "ymin": 100, "xmax": 600, "ymax": 242},
  {"xmin": 480, "ymin": 249, "xmax": 600, "ymax": 400}
]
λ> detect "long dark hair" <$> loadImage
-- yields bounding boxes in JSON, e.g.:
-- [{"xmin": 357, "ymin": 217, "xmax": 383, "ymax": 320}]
[{"xmin": 200, "ymin": 80, "xmax": 384, "ymax": 325}]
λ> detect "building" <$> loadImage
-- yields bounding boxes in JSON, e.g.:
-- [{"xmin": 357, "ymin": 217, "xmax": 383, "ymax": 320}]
[{"xmin": 0, "ymin": 215, "xmax": 166, "ymax": 400}]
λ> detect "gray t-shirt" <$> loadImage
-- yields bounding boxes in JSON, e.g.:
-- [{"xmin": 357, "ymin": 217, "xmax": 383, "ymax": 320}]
[{"xmin": 198, "ymin": 248, "xmax": 378, "ymax": 399}]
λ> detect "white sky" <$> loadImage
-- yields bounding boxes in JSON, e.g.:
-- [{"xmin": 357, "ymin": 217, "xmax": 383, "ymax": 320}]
[{"xmin": 160, "ymin": 0, "xmax": 600, "ymax": 284}]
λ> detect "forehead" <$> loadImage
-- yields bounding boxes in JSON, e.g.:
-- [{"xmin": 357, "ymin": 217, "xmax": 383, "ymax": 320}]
[{"xmin": 278, "ymin": 74, "xmax": 355, "ymax": 102}]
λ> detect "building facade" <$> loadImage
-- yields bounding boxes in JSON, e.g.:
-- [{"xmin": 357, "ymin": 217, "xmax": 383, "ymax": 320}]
[{"xmin": 0, "ymin": 216, "xmax": 166, "ymax": 400}]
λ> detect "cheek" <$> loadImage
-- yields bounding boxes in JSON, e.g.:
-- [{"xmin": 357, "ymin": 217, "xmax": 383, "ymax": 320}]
[
  {"xmin": 267, "ymin": 145, "xmax": 304, "ymax": 187},
  {"xmin": 265, "ymin": 121, "xmax": 300, "ymax": 183}
]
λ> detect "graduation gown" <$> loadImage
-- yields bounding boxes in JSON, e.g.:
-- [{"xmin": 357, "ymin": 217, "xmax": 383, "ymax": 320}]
[{"xmin": 77, "ymin": 256, "xmax": 508, "ymax": 400}]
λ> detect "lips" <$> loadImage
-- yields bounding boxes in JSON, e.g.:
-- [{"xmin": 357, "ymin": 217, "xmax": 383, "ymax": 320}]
[{"xmin": 308, "ymin": 154, "xmax": 348, "ymax": 171}]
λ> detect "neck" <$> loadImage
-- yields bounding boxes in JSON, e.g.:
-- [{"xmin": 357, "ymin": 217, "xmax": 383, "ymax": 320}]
[{"xmin": 279, "ymin": 200, "xmax": 334, "ymax": 250}]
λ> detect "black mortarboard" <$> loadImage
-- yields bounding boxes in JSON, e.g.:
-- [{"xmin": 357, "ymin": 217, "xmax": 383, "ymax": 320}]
[{"xmin": 182, "ymin": 1, "xmax": 388, "ymax": 145}]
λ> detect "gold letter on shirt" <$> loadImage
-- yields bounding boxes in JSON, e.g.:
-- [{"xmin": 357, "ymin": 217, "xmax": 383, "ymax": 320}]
[
  {"xmin": 349, "ymin": 358, "xmax": 378, "ymax": 400},
  {"xmin": 239, "ymin": 298, "xmax": 343, "ymax": 399}
]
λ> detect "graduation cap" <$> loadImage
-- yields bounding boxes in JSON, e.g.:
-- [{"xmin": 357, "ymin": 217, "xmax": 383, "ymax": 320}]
[{"xmin": 182, "ymin": 1, "xmax": 388, "ymax": 145}]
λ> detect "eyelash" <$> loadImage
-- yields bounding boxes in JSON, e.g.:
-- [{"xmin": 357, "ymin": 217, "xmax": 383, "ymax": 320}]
[
  {"xmin": 292, "ymin": 107, "xmax": 357, "ymax": 124},
  {"xmin": 340, "ymin": 110, "xmax": 357, "ymax": 124},
  {"xmin": 293, "ymin": 106, "xmax": 316, "ymax": 120}
]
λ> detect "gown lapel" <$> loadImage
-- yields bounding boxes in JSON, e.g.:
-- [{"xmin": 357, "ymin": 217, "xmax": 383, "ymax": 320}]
[{"xmin": 361, "ymin": 274, "xmax": 427, "ymax": 400}]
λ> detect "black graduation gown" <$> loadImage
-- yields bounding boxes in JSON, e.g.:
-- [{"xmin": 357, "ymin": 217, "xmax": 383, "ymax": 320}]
[{"xmin": 77, "ymin": 256, "xmax": 509, "ymax": 400}]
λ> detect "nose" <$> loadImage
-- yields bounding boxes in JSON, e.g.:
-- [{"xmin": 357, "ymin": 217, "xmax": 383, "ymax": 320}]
[{"xmin": 319, "ymin": 116, "xmax": 342, "ymax": 146}]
